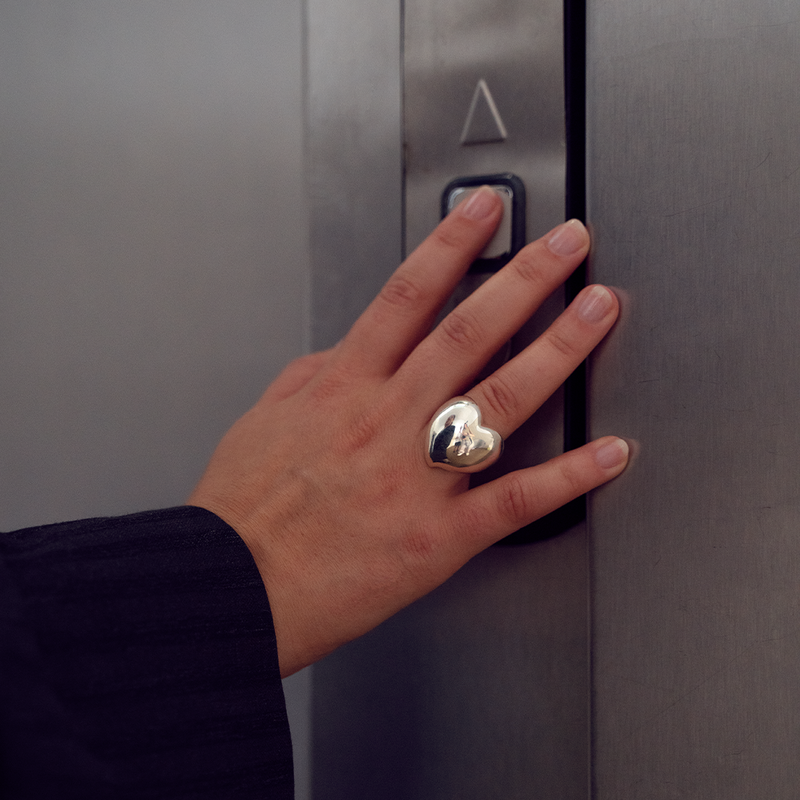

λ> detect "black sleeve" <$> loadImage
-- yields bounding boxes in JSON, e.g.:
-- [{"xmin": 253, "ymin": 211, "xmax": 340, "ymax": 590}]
[{"xmin": 0, "ymin": 506, "xmax": 294, "ymax": 800}]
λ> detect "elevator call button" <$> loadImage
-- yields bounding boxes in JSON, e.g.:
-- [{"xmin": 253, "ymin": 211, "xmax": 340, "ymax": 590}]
[{"xmin": 442, "ymin": 173, "xmax": 526, "ymax": 273}]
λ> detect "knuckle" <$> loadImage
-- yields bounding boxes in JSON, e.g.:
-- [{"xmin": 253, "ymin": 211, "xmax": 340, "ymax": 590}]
[
  {"xmin": 379, "ymin": 273, "xmax": 424, "ymax": 311},
  {"xmin": 265, "ymin": 352, "xmax": 325, "ymax": 401},
  {"xmin": 339, "ymin": 407, "xmax": 384, "ymax": 453},
  {"xmin": 274, "ymin": 352, "xmax": 317, "ymax": 381},
  {"xmin": 429, "ymin": 220, "xmax": 468, "ymax": 254},
  {"xmin": 543, "ymin": 325, "xmax": 582, "ymax": 361},
  {"xmin": 305, "ymin": 371, "xmax": 345, "ymax": 404},
  {"xmin": 495, "ymin": 473, "xmax": 539, "ymax": 527},
  {"xmin": 287, "ymin": 350, "xmax": 328, "ymax": 378},
  {"xmin": 508, "ymin": 244, "xmax": 550, "ymax": 289},
  {"xmin": 478, "ymin": 373, "xmax": 521, "ymax": 421},
  {"xmin": 304, "ymin": 361, "xmax": 362, "ymax": 406},
  {"xmin": 437, "ymin": 306, "xmax": 485, "ymax": 352}
]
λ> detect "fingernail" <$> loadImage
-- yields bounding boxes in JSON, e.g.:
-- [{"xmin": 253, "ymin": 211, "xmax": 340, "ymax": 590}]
[
  {"xmin": 459, "ymin": 186, "xmax": 499, "ymax": 221},
  {"xmin": 547, "ymin": 219, "xmax": 588, "ymax": 256},
  {"xmin": 577, "ymin": 285, "xmax": 615, "ymax": 324},
  {"xmin": 595, "ymin": 437, "xmax": 629, "ymax": 470}
]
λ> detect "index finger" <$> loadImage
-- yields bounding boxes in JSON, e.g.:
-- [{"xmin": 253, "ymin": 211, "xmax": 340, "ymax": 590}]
[{"xmin": 334, "ymin": 187, "xmax": 503, "ymax": 377}]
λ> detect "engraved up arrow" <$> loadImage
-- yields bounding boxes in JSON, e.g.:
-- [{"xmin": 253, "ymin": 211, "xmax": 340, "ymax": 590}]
[{"xmin": 460, "ymin": 79, "xmax": 508, "ymax": 145}]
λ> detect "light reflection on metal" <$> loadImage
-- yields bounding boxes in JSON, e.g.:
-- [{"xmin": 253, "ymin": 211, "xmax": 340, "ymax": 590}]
[{"xmin": 460, "ymin": 79, "xmax": 508, "ymax": 145}]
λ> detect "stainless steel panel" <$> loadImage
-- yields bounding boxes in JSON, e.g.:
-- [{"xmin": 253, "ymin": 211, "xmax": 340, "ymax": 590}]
[
  {"xmin": 305, "ymin": 4, "xmax": 403, "ymax": 796},
  {"xmin": 306, "ymin": 0, "xmax": 403, "ymax": 348},
  {"xmin": 314, "ymin": 535, "xmax": 589, "ymax": 800},
  {"xmin": 588, "ymin": 0, "xmax": 800, "ymax": 796},
  {"xmin": 405, "ymin": 0, "xmax": 569, "ymax": 475},
  {"xmin": 404, "ymin": 0, "xmax": 566, "ymax": 254},
  {"xmin": 311, "ymin": 1, "xmax": 590, "ymax": 797}
]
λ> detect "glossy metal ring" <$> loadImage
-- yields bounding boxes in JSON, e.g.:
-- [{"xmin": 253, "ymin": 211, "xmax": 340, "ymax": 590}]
[{"xmin": 426, "ymin": 397, "xmax": 503, "ymax": 473}]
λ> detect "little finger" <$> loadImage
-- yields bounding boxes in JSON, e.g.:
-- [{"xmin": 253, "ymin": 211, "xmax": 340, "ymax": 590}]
[{"xmin": 443, "ymin": 437, "xmax": 629, "ymax": 558}]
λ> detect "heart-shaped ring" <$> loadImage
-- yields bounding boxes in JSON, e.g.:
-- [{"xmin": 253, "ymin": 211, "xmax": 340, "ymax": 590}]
[{"xmin": 426, "ymin": 397, "xmax": 503, "ymax": 473}]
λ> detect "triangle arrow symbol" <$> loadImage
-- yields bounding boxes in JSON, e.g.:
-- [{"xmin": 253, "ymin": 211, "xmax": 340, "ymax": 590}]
[{"xmin": 460, "ymin": 79, "xmax": 508, "ymax": 145}]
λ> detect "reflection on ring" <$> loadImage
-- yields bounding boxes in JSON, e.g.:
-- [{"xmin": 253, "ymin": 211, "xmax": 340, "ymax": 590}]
[{"xmin": 427, "ymin": 398, "xmax": 502, "ymax": 472}]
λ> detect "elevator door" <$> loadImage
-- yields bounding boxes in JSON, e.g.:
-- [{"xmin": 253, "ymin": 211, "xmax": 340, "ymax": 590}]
[{"xmin": 587, "ymin": 0, "xmax": 800, "ymax": 796}]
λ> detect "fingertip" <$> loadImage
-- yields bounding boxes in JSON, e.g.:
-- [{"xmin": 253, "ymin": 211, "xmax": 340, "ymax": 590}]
[
  {"xmin": 576, "ymin": 284, "xmax": 618, "ymax": 325},
  {"xmin": 594, "ymin": 436, "xmax": 630, "ymax": 471},
  {"xmin": 546, "ymin": 218, "xmax": 589, "ymax": 257},
  {"xmin": 457, "ymin": 185, "xmax": 502, "ymax": 221}
]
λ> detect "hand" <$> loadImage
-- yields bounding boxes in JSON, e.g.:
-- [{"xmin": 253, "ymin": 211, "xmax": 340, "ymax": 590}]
[{"xmin": 188, "ymin": 187, "xmax": 627, "ymax": 677}]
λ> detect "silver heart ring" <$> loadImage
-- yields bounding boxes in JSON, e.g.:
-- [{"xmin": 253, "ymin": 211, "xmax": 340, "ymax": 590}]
[{"xmin": 426, "ymin": 397, "xmax": 503, "ymax": 473}]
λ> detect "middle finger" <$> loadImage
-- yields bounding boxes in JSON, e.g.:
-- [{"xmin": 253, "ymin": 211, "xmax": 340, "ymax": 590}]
[{"xmin": 394, "ymin": 219, "xmax": 591, "ymax": 406}]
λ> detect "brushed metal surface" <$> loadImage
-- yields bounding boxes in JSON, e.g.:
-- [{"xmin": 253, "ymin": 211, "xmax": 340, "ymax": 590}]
[
  {"xmin": 306, "ymin": 0, "xmax": 403, "ymax": 349},
  {"xmin": 404, "ymin": 0, "xmax": 569, "ymax": 495},
  {"xmin": 404, "ymin": 0, "xmax": 566, "ymax": 255},
  {"xmin": 314, "ymin": 533, "xmax": 589, "ymax": 800},
  {"xmin": 587, "ymin": 0, "xmax": 800, "ymax": 796},
  {"xmin": 310, "ymin": 1, "xmax": 589, "ymax": 798}
]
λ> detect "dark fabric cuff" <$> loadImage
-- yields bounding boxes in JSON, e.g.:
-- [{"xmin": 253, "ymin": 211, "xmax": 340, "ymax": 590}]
[{"xmin": 0, "ymin": 506, "xmax": 293, "ymax": 799}]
